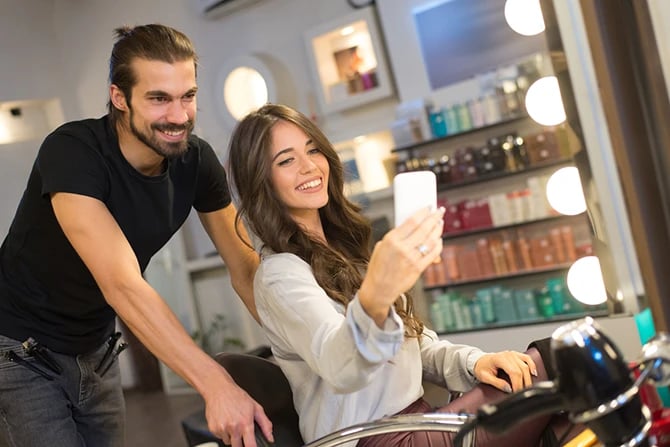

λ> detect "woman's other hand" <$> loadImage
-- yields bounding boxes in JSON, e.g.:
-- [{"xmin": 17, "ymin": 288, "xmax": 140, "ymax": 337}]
[
  {"xmin": 358, "ymin": 206, "xmax": 445, "ymax": 326},
  {"xmin": 473, "ymin": 351, "xmax": 539, "ymax": 393}
]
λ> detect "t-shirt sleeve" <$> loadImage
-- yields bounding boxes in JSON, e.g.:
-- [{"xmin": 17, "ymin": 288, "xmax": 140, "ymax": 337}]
[
  {"xmin": 37, "ymin": 132, "xmax": 110, "ymax": 201},
  {"xmin": 193, "ymin": 141, "xmax": 231, "ymax": 212}
]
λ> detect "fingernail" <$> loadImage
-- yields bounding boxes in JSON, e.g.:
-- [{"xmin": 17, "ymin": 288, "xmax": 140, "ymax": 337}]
[
  {"xmin": 438, "ymin": 206, "xmax": 446, "ymax": 214},
  {"xmin": 503, "ymin": 384, "xmax": 512, "ymax": 393},
  {"xmin": 531, "ymin": 369, "xmax": 538, "ymax": 377}
]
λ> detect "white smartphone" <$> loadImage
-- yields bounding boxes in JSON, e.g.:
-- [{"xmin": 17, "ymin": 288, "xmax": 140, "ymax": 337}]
[{"xmin": 393, "ymin": 171, "xmax": 437, "ymax": 227}]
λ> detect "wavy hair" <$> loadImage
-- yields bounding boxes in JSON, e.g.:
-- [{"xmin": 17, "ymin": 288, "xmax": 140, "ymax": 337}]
[{"xmin": 228, "ymin": 104, "xmax": 423, "ymax": 337}]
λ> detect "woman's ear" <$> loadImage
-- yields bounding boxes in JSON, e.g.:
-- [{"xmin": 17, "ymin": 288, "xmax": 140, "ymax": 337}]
[{"xmin": 109, "ymin": 85, "xmax": 128, "ymax": 112}]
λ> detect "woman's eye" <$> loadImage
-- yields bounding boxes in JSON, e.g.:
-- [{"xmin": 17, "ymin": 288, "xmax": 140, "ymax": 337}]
[
  {"xmin": 277, "ymin": 157, "xmax": 293, "ymax": 166},
  {"xmin": 308, "ymin": 148, "xmax": 321, "ymax": 155}
]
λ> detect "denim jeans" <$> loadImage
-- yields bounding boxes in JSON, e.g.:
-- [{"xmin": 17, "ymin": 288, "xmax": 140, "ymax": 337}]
[{"xmin": 0, "ymin": 333, "xmax": 125, "ymax": 447}]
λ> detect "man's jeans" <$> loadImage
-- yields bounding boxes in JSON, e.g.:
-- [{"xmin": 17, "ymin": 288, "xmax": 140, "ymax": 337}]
[{"xmin": 0, "ymin": 333, "xmax": 125, "ymax": 446}]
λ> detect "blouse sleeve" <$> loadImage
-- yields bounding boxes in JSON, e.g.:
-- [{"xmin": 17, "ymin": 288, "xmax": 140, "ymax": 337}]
[
  {"xmin": 419, "ymin": 327, "xmax": 486, "ymax": 393},
  {"xmin": 256, "ymin": 253, "xmax": 404, "ymax": 393}
]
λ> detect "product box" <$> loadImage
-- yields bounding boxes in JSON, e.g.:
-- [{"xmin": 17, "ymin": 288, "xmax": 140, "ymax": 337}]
[
  {"xmin": 488, "ymin": 192, "xmax": 513, "ymax": 227},
  {"xmin": 530, "ymin": 237, "xmax": 556, "ymax": 268},
  {"xmin": 459, "ymin": 199, "xmax": 493, "ymax": 230},
  {"xmin": 525, "ymin": 129, "xmax": 562, "ymax": 165},
  {"xmin": 507, "ymin": 189, "xmax": 531, "ymax": 223},
  {"xmin": 474, "ymin": 144, "xmax": 507, "ymax": 175},
  {"xmin": 442, "ymin": 245, "xmax": 460, "ymax": 281},
  {"xmin": 395, "ymin": 99, "xmax": 432, "ymax": 145},
  {"xmin": 390, "ymin": 117, "xmax": 423, "ymax": 148},
  {"xmin": 535, "ymin": 288, "xmax": 554, "ymax": 318},
  {"xmin": 514, "ymin": 289, "xmax": 541, "ymax": 321},
  {"xmin": 457, "ymin": 246, "xmax": 482, "ymax": 280},
  {"xmin": 454, "ymin": 147, "xmax": 478, "ymax": 182},
  {"xmin": 475, "ymin": 288, "xmax": 497, "ymax": 323},
  {"xmin": 501, "ymin": 238, "xmax": 519, "ymax": 272},
  {"xmin": 547, "ymin": 277, "xmax": 584, "ymax": 314},
  {"xmin": 492, "ymin": 287, "xmax": 519, "ymax": 323},
  {"xmin": 476, "ymin": 238, "xmax": 496, "ymax": 277},
  {"xmin": 526, "ymin": 175, "xmax": 552, "ymax": 220},
  {"xmin": 440, "ymin": 199, "xmax": 463, "ymax": 234}
]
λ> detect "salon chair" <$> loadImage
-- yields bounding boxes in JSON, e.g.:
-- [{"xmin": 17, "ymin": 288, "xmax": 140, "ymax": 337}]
[
  {"xmin": 182, "ymin": 350, "xmax": 475, "ymax": 447},
  {"xmin": 181, "ymin": 345, "xmax": 281, "ymax": 447}
]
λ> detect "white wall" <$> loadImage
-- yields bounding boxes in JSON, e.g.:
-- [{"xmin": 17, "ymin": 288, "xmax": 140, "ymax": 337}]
[
  {"xmin": 0, "ymin": 2, "xmax": 68, "ymax": 106},
  {"xmin": 0, "ymin": 2, "xmax": 66, "ymax": 234},
  {"xmin": 48, "ymin": 0, "xmax": 399, "ymax": 149}
]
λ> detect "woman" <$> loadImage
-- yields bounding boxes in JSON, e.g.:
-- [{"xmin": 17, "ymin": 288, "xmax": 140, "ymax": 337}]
[{"xmin": 227, "ymin": 104, "xmax": 572, "ymax": 447}]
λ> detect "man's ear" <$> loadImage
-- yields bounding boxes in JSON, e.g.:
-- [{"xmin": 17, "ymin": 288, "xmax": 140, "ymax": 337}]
[{"xmin": 110, "ymin": 85, "xmax": 128, "ymax": 112}]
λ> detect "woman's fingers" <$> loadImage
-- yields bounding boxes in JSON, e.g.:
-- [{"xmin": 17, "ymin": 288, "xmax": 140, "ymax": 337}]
[
  {"xmin": 396, "ymin": 207, "xmax": 445, "ymax": 255},
  {"xmin": 474, "ymin": 351, "xmax": 538, "ymax": 392},
  {"xmin": 360, "ymin": 206, "xmax": 446, "ymax": 311}
]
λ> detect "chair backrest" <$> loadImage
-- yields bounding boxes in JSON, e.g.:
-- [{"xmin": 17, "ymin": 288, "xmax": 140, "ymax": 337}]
[{"xmin": 214, "ymin": 352, "xmax": 305, "ymax": 447}]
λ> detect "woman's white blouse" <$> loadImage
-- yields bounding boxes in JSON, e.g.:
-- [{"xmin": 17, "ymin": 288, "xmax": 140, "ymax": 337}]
[{"xmin": 254, "ymin": 252, "xmax": 485, "ymax": 444}]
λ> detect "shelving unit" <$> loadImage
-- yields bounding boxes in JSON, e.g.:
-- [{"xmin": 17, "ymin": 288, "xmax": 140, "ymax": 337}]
[
  {"xmin": 442, "ymin": 210, "xmax": 583, "ymax": 240},
  {"xmin": 391, "ymin": 114, "xmax": 528, "ymax": 154},
  {"xmin": 436, "ymin": 157, "xmax": 572, "ymax": 192},
  {"xmin": 424, "ymin": 263, "xmax": 573, "ymax": 290},
  {"xmin": 385, "ymin": 115, "xmax": 606, "ymax": 334},
  {"xmin": 443, "ymin": 308, "xmax": 610, "ymax": 335}
]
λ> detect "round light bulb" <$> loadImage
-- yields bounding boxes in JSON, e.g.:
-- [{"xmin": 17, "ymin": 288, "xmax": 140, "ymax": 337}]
[
  {"xmin": 223, "ymin": 66, "xmax": 268, "ymax": 121},
  {"xmin": 525, "ymin": 76, "xmax": 566, "ymax": 126},
  {"xmin": 545, "ymin": 166, "xmax": 587, "ymax": 215},
  {"xmin": 504, "ymin": 0, "xmax": 546, "ymax": 36},
  {"xmin": 567, "ymin": 256, "xmax": 607, "ymax": 305}
]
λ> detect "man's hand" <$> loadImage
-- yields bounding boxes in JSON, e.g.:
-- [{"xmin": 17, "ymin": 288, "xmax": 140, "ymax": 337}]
[{"xmin": 204, "ymin": 379, "xmax": 274, "ymax": 447}]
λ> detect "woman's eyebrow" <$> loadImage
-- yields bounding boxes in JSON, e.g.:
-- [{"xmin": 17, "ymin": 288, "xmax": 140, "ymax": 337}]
[{"xmin": 272, "ymin": 147, "xmax": 294, "ymax": 162}]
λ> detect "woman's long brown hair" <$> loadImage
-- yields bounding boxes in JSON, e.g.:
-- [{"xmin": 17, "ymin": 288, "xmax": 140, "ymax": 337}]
[{"xmin": 228, "ymin": 104, "xmax": 423, "ymax": 337}]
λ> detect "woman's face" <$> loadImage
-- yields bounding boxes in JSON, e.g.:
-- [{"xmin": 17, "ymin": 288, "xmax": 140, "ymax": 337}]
[{"xmin": 269, "ymin": 120, "xmax": 330, "ymax": 228}]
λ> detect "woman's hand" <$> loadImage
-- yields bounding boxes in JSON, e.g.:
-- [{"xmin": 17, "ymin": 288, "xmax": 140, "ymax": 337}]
[
  {"xmin": 473, "ymin": 351, "xmax": 538, "ymax": 393},
  {"xmin": 358, "ymin": 206, "xmax": 445, "ymax": 326}
]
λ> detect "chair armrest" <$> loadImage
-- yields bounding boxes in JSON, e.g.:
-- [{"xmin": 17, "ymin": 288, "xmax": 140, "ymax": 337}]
[{"xmin": 302, "ymin": 413, "xmax": 476, "ymax": 447}]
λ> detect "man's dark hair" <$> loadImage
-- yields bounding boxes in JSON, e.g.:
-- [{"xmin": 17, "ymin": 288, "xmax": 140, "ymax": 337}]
[{"xmin": 107, "ymin": 24, "xmax": 198, "ymax": 127}]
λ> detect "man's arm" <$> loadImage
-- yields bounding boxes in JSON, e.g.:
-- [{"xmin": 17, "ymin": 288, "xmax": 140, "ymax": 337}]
[
  {"xmin": 198, "ymin": 205, "xmax": 260, "ymax": 323},
  {"xmin": 50, "ymin": 192, "xmax": 272, "ymax": 447}
]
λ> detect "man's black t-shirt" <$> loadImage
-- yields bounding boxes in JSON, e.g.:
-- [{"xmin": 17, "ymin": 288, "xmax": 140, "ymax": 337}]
[{"xmin": 0, "ymin": 116, "xmax": 231, "ymax": 354}]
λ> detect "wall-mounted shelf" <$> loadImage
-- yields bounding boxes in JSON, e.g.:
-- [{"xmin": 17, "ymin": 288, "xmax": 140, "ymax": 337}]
[
  {"xmin": 391, "ymin": 114, "xmax": 528, "ymax": 153},
  {"xmin": 436, "ymin": 157, "xmax": 572, "ymax": 192},
  {"xmin": 437, "ymin": 308, "xmax": 610, "ymax": 335},
  {"xmin": 304, "ymin": 6, "xmax": 394, "ymax": 114},
  {"xmin": 443, "ymin": 213, "xmax": 585, "ymax": 240},
  {"xmin": 425, "ymin": 263, "xmax": 573, "ymax": 290}
]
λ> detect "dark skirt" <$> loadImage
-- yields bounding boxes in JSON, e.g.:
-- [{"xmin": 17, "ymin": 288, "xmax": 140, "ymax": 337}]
[{"xmin": 356, "ymin": 347, "xmax": 576, "ymax": 447}]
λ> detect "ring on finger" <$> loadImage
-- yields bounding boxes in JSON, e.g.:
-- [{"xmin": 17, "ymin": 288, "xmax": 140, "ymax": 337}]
[{"xmin": 417, "ymin": 244, "xmax": 430, "ymax": 256}]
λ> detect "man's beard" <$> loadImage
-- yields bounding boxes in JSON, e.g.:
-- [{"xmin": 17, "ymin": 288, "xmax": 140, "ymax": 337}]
[{"xmin": 129, "ymin": 108, "xmax": 194, "ymax": 160}]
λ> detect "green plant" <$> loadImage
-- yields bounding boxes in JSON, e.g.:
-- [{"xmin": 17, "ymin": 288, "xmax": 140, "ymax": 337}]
[{"xmin": 192, "ymin": 313, "xmax": 245, "ymax": 354}]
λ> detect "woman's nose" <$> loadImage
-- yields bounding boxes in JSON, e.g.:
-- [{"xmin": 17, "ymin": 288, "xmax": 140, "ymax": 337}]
[{"xmin": 299, "ymin": 157, "xmax": 317, "ymax": 173}]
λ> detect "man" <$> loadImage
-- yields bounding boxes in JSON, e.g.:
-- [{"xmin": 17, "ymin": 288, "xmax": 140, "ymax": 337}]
[{"xmin": 0, "ymin": 24, "xmax": 273, "ymax": 447}]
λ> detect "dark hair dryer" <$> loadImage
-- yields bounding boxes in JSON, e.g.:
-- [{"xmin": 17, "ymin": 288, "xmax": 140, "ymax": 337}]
[
  {"xmin": 551, "ymin": 317, "xmax": 650, "ymax": 446},
  {"xmin": 457, "ymin": 317, "xmax": 652, "ymax": 447}
]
